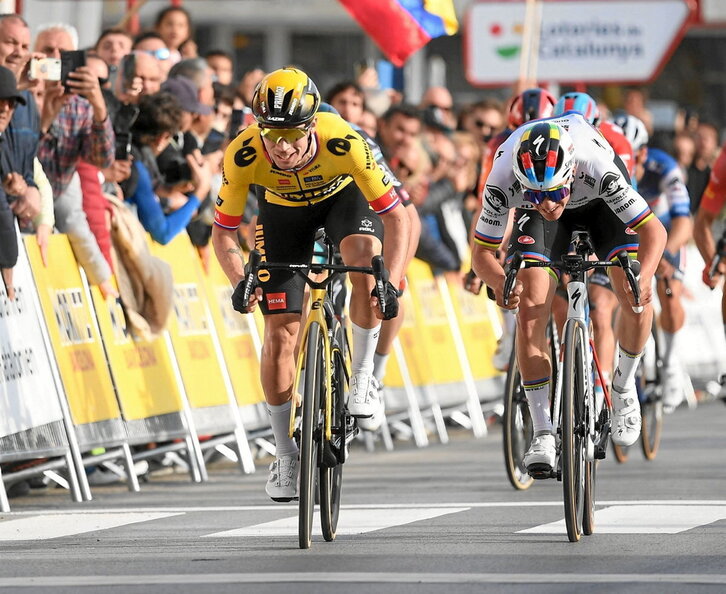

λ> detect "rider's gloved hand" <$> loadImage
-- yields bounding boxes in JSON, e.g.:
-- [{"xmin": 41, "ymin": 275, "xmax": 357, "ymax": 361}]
[
  {"xmin": 372, "ymin": 280, "xmax": 400, "ymax": 320},
  {"xmin": 231, "ymin": 278, "xmax": 253, "ymax": 313}
]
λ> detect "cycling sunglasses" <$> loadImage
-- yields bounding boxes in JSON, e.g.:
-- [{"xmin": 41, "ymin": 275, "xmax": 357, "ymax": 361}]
[
  {"xmin": 523, "ymin": 184, "xmax": 571, "ymax": 205},
  {"xmin": 259, "ymin": 123, "xmax": 312, "ymax": 144}
]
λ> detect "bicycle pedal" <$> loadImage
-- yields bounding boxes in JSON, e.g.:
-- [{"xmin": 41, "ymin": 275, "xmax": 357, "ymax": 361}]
[
  {"xmin": 527, "ymin": 464, "xmax": 555, "ymax": 480},
  {"xmin": 270, "ymin": 496, "xmax": 298, "ymax": 503}
]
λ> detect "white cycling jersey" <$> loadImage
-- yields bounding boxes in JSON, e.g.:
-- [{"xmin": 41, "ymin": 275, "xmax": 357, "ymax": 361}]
[{"xmin": 474, "ymin": 112, "xmax": 654, "ymax": 251}]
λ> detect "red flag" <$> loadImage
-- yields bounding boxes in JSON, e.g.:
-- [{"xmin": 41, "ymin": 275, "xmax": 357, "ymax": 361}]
[{"xmin": 338, "ymin": 0, "xmax": 432, "ymax": 67}]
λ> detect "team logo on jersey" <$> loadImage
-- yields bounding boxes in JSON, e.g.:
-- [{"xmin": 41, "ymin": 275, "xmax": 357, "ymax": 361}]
[
  {"xmin": 216, "ymin": 197, "xmax": 224, "ymax": 206},
  {"xmin": 327, "ymin": 135, "xmax": 355, "ymax": 156},
  {"xmin": 234, "ymin": 137, "xmax": 256, "ymax": 167},
  {"xmin": 304, "ymin": 175, "xmax": 323, "ymax": 183},
  {"xmin": 278, "ymin": 178, "xmax": 290, "ymax": 185},
  {"xmin": 517, "ymin": 212, "xmax": 530, "ymax": 232},
  {"xmin": 221, "ymin": 166, "xmax": 229, "ymax": 186},
  {"xmin": 599, "ymin": 172, "xmax": 624, "ymax": 197},
  {"xmin": 625, "ymin": 227, "xmax": 637, "ymax": 235},
  {"xmin": 592, "ymin": 137, "xmax": 607, "ymax": 151},
  {"xmin": 266, "ymin": 292, "xmax": 287, "ymax": 310},
  {"xmin": 579, "ymin": 171, "xmax": 596, "ymax": 188},
  {"xmin": 495, "ymin": 150, "xmax": 504, "ymax": 160},
  {"xmin": 359, "ymin": 218, "xmax": 374, "ymax": 232},
  {"xmin": 485, "ymin": 185, "xmax": 507, "ymax": 213},
  {"xmin": 518, "ymin": 235, "xmax": 535, "ymax": 244}
]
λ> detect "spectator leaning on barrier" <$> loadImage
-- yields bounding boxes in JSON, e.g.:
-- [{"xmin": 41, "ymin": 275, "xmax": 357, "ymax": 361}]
[
  {"xmin": 0, "ymin": 15, "xmax": 43, "ymax": 232},
  {"xmin": 35, "ymin": 23, "xmax": 117, "ymax": 299},
  {"xmin": 0, "ymin": 65, "xmax": 27, "ymax": 298}
]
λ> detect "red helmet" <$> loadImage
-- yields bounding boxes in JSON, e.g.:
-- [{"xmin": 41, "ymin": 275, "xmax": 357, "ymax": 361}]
[{"xmin": 507, "ymin": 88, "xmax": 557, "ymax": 129}]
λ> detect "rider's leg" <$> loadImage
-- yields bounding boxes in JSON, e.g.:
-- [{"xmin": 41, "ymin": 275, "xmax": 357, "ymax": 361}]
[
  {"xmin": 589, "ymin": 282, "xmax": 619, "ymax": 377},
  {"xmin": 657, "ymin": 276, "xmax": 687, "ymax": 407},
  {"xmin": 516, "ymin": 268, "xmax": 557, "ymax": 433},
  {"xmin": 261, "ymin": 313, "xmax": 302, "ymax": 457}
]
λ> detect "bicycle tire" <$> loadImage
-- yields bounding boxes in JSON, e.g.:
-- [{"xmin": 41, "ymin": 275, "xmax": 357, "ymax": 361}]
[
  {"xmin": 299, "ymin": 322, "xmax": 325, "ymax": 550},
  {"xmin": 320, "ymin": 321, "xmax": 347, "ymax": 541},
  {"xmin": 502, "ymin": 334, "xmax": 535, "ymax": 490},
  {"xmin": 640, "ymin": 323, "xmax": 664, "ymax": 460},
  {"xmin": 562, "ymin": 321, "xmax": 589, "ymax": 542}
]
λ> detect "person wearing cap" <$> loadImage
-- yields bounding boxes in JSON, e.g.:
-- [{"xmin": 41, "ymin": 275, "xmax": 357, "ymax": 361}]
[{"xmin": 0, "ymin": 63, "xmax": 28, "ymax": 298}]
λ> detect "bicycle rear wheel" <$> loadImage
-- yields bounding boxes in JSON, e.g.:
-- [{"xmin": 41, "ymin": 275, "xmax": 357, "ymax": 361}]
[
  {"xmin": 502, "ymin": 335, "xmax": 535, "ymax": 490},
  {"xmin": 640, "ymin": 324, "xmax": 664, "ymax": 460},
  {"xmin": 299, "ymin": 322, "xmax": 325, "ymax": 550},
  {"xmin": 562, "ymin": 321, "xmax": 591, "ymax": 542},
  {"xmin": 320, "ymin": 321, "xmax": 347, "ymax": 541}
]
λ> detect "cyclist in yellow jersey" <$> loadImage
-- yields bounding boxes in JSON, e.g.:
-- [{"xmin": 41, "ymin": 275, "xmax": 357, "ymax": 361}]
[{"xmin": 211, "ymin": 67, "xmax": 410, "ymax": 501}]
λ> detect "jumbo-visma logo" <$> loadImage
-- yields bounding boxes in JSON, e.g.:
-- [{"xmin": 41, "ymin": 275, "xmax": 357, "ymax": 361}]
[{"xmin": 489, "ymin": 21, "xmax": 525, "ymax": 59}]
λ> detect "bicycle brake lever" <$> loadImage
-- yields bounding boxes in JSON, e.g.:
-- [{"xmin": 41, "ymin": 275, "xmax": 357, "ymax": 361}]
[
  {"xmin": 371, "ymin": 255, "xmax": 388, "ymax": 316},
  {"xmin": 242, "ymin": 250, "xmax": 262, "ymax": 307},
  {"xmin": 503, "ymin": 252, "xmax": 524, "ymax": 308},
  {"xmin": 616, "ymin": 251, "xmax": 643, "ymax": 313}
]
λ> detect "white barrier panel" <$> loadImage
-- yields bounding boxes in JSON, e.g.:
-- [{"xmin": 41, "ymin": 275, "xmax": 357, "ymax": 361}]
[{"xmin": 0, "ymin": 247, "xmax": 65, "ymax": 437}]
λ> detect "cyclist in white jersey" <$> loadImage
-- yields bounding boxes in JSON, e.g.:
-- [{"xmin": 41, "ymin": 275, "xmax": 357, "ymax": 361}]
[{"xmin": 471, "ymin": 113, "xmax": 667, "ymax": 472}]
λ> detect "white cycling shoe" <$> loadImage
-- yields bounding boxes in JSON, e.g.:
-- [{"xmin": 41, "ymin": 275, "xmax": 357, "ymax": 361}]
[
  {"xmin": 662, "ymin": 365, "xmax": 684, "ymax": 412},
  {"xmin": 523, "ymin": 432, "xmax": 556, "ymax": 476},
  {"xmin": 611, "ymin": 384, "xmax": 641, "ymax": 446},
  {"xmin": 265, "ymin": 454, "xmax": 299, "ymax": 502},
  {"xmin": 357, "ymin": 384, "xmax": 386, "ymax": 432},
  {"xmin": 348, "ymin": 373, "xmax": 380, "ymax": 418}
]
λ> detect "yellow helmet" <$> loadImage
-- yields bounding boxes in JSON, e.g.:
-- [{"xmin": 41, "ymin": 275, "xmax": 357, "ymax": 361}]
[{"xmin": 251, "ymin": 67, "xmax": 320, "ymax": 128}]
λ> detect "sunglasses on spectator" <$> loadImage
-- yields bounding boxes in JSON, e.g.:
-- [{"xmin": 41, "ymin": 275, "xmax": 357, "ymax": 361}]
[
  {"xmin": 143, "ymin": 48, "xmax": 171, "ymax": 61},
  {"xmin": 523, "ymin": 184, "xmax": 571, "ymax": 205},
  {"xmin": 259, "ymin": 123, "xmax": 312, "ymax": 144}
]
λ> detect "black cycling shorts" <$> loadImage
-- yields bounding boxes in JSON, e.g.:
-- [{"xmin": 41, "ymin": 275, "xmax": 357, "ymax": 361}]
[
  {"xmin": 506, "ymin": 200, "xmax": 639, "ymax": 278},
  {"xmin": 254, "ymin": 182, "xmax": 384, "ymax": 315}
]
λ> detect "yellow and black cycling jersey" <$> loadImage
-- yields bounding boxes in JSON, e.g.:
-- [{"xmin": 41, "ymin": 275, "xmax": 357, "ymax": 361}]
[{"xmin": 214, "ymin": 112, "xmax": 400, "ymax": 230}]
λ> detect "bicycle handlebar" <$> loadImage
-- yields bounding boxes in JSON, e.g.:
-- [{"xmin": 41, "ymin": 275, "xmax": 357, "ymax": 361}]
[
  {"xmin": 241, "ymin": 249, "xmax": 390, "ymax": 309},
  {"xmin": 503, "ymin": 249, "xmax": 644, "ymax": 314}
]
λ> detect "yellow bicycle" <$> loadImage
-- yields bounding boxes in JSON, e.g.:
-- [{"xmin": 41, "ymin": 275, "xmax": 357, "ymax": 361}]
[{"xmin": 244, "ymin": 238, "xmax": 389, "ymax": 549}]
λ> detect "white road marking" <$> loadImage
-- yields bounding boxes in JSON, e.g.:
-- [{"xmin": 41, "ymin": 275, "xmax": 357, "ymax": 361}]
[
  {"xmin": 7, "ymin": 500, "xmax": 726, "ymax": 515},
  {"xmin": 0, "ymin": 512, "xmax": 183, "ymax": 541},
  {"xmin": 204, "ymin": 507, "xmax": 468, "ymax": 537},
  {"xmin": 0, "ymin": 572, "xmax": 725, "ymax": 588},
  {"xmin": 520, "ymin": 505, "xmax": 726, "ymax": 534}
]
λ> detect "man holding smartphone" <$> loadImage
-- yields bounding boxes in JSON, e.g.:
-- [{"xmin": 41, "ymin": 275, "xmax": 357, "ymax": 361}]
[{"xmin": 34, "ymin": 23, "xmax": 117, "ymax": 299}]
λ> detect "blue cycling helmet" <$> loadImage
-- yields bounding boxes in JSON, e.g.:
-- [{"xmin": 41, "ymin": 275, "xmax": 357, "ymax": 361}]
[
  {"xmin": 317, "ymin": 102, "xmax": 340, "ymax": 116},
  {"xmin": 553, "ymin": 92, "xmax": 600, "ymax": 126}
]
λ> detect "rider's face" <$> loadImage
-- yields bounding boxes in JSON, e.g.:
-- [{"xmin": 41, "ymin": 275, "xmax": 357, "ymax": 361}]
[
  {"xmin": 261, "ymin": 124, "xmax": 314, "ymax": 169},
  {"xmin": 534, "ymin": 194, "xmax": 570, "ymax": 221}
]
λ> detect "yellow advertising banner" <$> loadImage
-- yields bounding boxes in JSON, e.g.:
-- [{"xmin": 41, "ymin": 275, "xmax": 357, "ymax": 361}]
[
  {"xmin": 151, "ymin": 235, "xmax": 230, "ymax": 409},
  {"xmin": 386, "ymin": 259, "xmax": 463, "ymax": 385},
  {"xmin": 24, "ymin": 234, "xmax": 120, "ymax": 425},
  {"xmin": 200, "ymin": 253, "xmax": 265, "ymax": 406},
  {"xmin": 88, "ymin": 283, "xmax": 183, "ymax": 421},
  {"xmin": 444, "ymin": 274, "xmax": 500, "ymax": 379}
]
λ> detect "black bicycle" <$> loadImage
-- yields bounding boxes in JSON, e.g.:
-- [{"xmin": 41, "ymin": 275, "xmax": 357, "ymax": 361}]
[{"xmin": 503, "ymin": 232, "xmax": 642, "ymax": 541}]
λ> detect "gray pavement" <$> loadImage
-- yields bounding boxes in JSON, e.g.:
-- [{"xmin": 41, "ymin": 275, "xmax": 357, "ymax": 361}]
[{"xmin": 1, "ymin": 398, "xmax": 725, "ymax": 593}]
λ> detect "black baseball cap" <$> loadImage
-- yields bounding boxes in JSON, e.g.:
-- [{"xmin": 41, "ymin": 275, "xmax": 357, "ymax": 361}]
[{"xmin": 0, "ymin": 66, "xmax": 26, "ymax": 105}]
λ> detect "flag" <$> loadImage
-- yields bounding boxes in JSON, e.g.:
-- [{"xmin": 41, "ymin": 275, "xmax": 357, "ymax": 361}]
[{"xmin": 338, "ymin": 0, "xmax": 459, "ymax": 67}]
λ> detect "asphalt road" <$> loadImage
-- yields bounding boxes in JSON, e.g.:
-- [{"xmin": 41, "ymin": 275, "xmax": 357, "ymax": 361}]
[{"xmin": 1, "ymin": 398, "xmax": 725, "ymax": 594}]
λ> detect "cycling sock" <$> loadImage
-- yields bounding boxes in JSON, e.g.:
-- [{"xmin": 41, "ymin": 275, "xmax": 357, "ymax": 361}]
[
  {"xmin": 662, "ymin": 331, "xmax": 677, "ymax": 369},
  {"xmin": 523, "ymin": 378, "xmax": 553, "ymax": 433},
  {"xmin": 267, "ymin": 401, "xmax": 298, "ymax": 457},
  {"xmin": 351, "ymin": 322, "xmax": 381, "ymax": 376},
  {"xmin": 612, "ymin": 345, "xmax": 643, "ymax": 392},
  {"xmin": 373, "ymin": 351, "xmax": 390, "ymax": 383}
]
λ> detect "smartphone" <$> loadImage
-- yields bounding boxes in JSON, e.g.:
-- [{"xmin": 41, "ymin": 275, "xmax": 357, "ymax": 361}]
[
  {"xmin": 114, "ymin": 132, "xmax": 132, "ymax": 161},
  {"xmin": 28, "ymin": 57, "xmax": 61, "ymax": 81},
  {"xmin": 229, "ymin": 107, "xmax": 254, "ymax": 139},
  {"xmin": 120, "ymin": 53, "xmax": 136, "ymax": 93},
  {"xmin": 60, "ymin": 50, "xmax": 86, "ymax": 93}
]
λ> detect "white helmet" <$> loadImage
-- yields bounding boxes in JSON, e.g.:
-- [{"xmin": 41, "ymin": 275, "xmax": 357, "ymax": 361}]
[
  {"xmin": 513, "ymin": 121, "xmax": 576, "ymax": 191},
  {"xmin": 612, "ymin": 113, "xmax": 649, "ymax": 151}
]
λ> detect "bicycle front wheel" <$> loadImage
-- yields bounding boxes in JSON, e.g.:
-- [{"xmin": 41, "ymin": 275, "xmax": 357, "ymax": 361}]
[
  {"xmin": 320, "ymin": 321, "xmax": 347, "ymax": 541},
  {"xmin": 561, "ymin": 321, "xmax": 592, "ymax": 542},
  {"xmin": 502, "ymin": 335, "xmax": 535, "ymax": 490},
  {"xmin": 640, "ymin": 324, "xmax": 664, "ymax": 460},
  {"xmin": 299, "ymin": 322, "xmax": 325, "ymax": 550}
]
